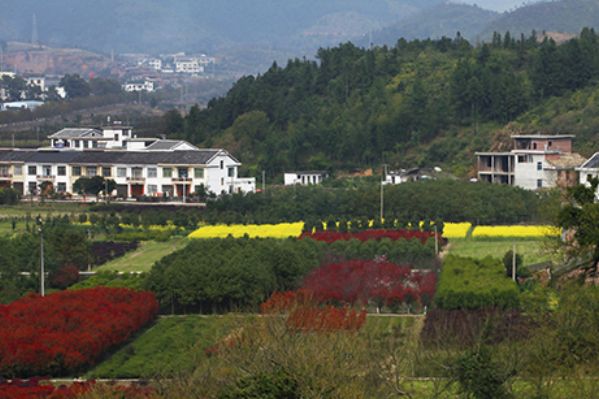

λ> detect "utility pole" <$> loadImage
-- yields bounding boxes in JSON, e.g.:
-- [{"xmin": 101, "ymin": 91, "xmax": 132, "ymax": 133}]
[
  {"xmin": 512, "ymin": 240, "xmax": 516, "ymax": 282},
  {"xmin": 262, "ymin": 170, "xmax": 265, "ymax": 192},
  {"xmin": 37, "ymin": 216, "xmax": 44, "ymax": 297},
  {"xmin": 380, "ymin": 164, "xmax": 387, "ymax": 221}
]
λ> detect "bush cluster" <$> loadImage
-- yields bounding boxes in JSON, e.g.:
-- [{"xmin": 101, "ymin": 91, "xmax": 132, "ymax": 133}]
[{"xmin": 435, "ymin": 255, "xmax": 520, "ymax": 310}]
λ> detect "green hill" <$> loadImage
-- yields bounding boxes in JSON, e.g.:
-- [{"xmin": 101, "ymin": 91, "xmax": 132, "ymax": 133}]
[
  {"xmin": 160, "ymin": 28, "xmax": 599, "ymax": 180},
  {"xmin": 363, "ymin": 3, "xmax": 500, "ymax": 46}
]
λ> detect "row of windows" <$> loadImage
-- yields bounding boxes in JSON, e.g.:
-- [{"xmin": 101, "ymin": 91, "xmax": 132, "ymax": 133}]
[{"xmin": 16, "ymin": 166, "xmax": 210, "ymax": 179}]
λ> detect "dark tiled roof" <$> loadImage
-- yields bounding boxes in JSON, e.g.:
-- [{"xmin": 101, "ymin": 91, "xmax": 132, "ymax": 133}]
[
  {"xmin": 49, "ymin": 128, "xmax": 102, "ymax": 138},
  {"xmin": 28, "ymin": 151, "xmax": 83, "ymax": 163},
  {"xmin": 0, "ymin": 151, "xmax": 36, "ymax": 162},
  {"xmin": 71, "ymin": 150, "xmax": 221, "ymax": 165}
]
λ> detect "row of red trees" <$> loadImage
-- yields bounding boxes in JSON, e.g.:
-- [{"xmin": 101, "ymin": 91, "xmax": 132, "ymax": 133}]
[
  {"xmin": 0, "ymin": 287, "xmax": 158, "ymax": 378},
  {"xmin": 301, "ymin": 258, "xmax": 437, "ymax": 311},
  {"xmin": 299, "ymin": 229, "xmax": 444, "ymax": 245}
]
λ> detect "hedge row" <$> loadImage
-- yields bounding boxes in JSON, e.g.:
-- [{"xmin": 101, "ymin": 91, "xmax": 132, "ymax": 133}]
[{"xmin": 434, "ymin": 255, "xmax": 520, "ymax": 310}]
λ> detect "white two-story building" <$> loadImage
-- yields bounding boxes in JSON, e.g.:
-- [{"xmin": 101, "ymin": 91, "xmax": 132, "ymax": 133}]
[{"xmin": 0, "ymin": 123, "xmax": 255, "ymax": 198}]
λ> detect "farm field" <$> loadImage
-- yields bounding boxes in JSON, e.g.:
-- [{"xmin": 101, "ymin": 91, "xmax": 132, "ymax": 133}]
[
  {"xmin": 86, "ymin": 315, "xmax": 228, "ymax": 379},
  {"xmin": 447, "ymin": 237, "xmax": 555, "ymax": 265},
  {"xmin": 94, "ymin": 237, "xmax": 189, "ymax": 272},
  {"xmin": 86, "ymin": 314, "xmax": 411, "ymax": 380}
]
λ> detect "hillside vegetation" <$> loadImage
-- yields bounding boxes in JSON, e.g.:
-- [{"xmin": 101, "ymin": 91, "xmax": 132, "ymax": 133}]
[{"xmin": 162, "ymin": 28, "xmax": 599, "ymax": 178}]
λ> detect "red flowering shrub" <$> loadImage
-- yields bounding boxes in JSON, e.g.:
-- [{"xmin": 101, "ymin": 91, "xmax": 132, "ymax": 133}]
[
  {"xmin": 302, "ymin": 258, "xmax": 437, "ymax": 310},
  {"xmin": 0, "ymin": 287, "xmax": 158, "ymax": 378},
  {"xmin": 300, "ymin": 229, "xmax": 445, "ymax": 245}
]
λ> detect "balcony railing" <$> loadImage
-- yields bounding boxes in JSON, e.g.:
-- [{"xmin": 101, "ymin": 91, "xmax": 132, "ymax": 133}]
[
  {"xmin": 126, "ymin": 177, "xmax": 146, "ymax": 182},
  {"xmin": 0, "ymin": 174, "xmax": 12, "ymax": 179},
  {"xmin": 37, "ymin": 175, "xmax": 56, "ymax": 181},
  {"xmin": 172, "ymin": 177, "xmax": 192, "ymax": 182}
]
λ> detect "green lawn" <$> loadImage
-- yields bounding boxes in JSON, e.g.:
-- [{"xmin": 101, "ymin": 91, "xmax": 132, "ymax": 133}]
[
  {"xmin": 86, "ymin": 315, "xmax": 228, "ymax": 379},
  {"xmin": 94, "ymin": 237, "xmax": 189, "ymax": 272},
  {"xmin": 447, "ymin": 237, "xmax": 556, "ymax": 266},
  {"xmin": 0, "ymin": 203, "xmax": 88, "ymax": 218}
]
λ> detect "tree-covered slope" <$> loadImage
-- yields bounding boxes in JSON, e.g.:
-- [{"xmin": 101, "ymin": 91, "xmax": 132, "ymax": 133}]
[
  {"xmin": 362, "ymin": 3, "xmax": 500, "ymax": 47},
  {"xmin": 163, "ymin": 28, "xmax": 599, "ymax": 179}
]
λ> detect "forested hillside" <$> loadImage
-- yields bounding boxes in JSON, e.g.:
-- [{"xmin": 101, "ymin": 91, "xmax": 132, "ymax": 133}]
[
  {"xmin": 162, "ymin": 28, "xmax": 599, "ymax": 178},
  {"xmin": 361, "ymin": 3, "xmax": 500, "ymax": 47}
]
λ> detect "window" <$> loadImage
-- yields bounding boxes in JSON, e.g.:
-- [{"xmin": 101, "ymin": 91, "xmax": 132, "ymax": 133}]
[
  {"xmin": 117, "ymin": 167, "xmax": 127, "ymax": 177},
  {"xmin": 221, "ymin": 178, "xmax": 224, "ymax": 185},
  {"xmin": 220, "ymin": 160, "xmax": 224, "ymax": 169},
  {"xmin": 115, "ymin": 134, "xmax": 119, "ymax": 141},
  {"xmin": 147, "ymin": 184, "xmax": 158, "ymax": 195},
  {"xmin": 194, "ymin": 168, "xmax": 204, "ymax": 178},
  {"xmin": 518, "ymin": 155, "xmax": 526, "ymax": 163},
  {"xmin": 72, "ymin": 166, "xmax": 81, "ymax": 176},
  {"xmin": 132, "ymin": 167, "xmax": 143, "ymax": 178},
  {"xmin": 74, "ymin": 140, "xmax": 80, "ymax": 148},
  {"xmin": 28, "ymin": 165, "xmax": 37, "ymax": 175},
  {"xmin": 92, "ymin": 141, "xmax": 98, "ymax": 148},
  {"xmin": 83, "ymin": 141, "xmax": 88, "ymax": 149},
  {"xmin": 537, "ymin": 179, "xmax": 542, "ymax": 188},
  {"xmin": 147, "ymin": 168, "xmax": 157, "ymax": 178},
  {"xmin": 43, "ymin": 165, "xmax": 52, "ymax": 177},
  {"xmin": 548, "ymin": 140, "xmax": 553, "ymax": 147},
  {"xmin": 14, "ymin": 165, "xmax": 22, "ymax": 176},
  {"xmin": 57, "ymin": 182, "xmax": 66, "ymax": 192},
  {"xmin": 228, "ymin": 167, "xmax": 234, "ymax": 177},
  {"xmin": 87, "ymin": 167, "xmax": 97, "ymax": 177},
  {"xmin": 102, "ymin": 167, "xmax": 111, "ymax": 177},
  {"xmin": 28, "ymin": 182, "xmax": 37, "ymax": 194},
  {"xmin": 178, "ymin": 168, "xmax": 188, "ymax": 178},
  {"xmin": 533, "ymin": 142, "xmax": 537, "ymax": 150},
  {"xmin": 0, "ymin": 166, "xmax": 7, "ymax": 176},
  {"xmin": 58, "ymin": 166, "xmax": 66, "ymax": 176},
  {"xmin": 163, "ymin": 168, "xmax": 172, "ymax": 178},
  {"xmin": 537, "ymin": 162, "xmax": 542, "ymax": 171}
]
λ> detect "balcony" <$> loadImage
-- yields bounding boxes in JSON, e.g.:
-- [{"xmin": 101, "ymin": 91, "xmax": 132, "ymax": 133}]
[
  {"xmin": 0, "ymin": 173, "xmax": 12, "ymax": 179},
  {"xmin": 37, "ymin": 175, "xmax": 56, "ymax": 181},
  {"xmin": 172, "ymin": 177, "xmax": 192, "ymax": 183},
  {"xmin": 126, "ymin": 177, "xmax": 146, "ymax": 182}
]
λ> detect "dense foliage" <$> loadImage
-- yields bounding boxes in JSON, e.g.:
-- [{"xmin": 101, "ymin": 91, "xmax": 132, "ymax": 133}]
[
  {"xmin": 144, "ymin": 237, "xmax": 325, "ymax": 313},
  {"xmin": 203, "ymin": 180, "xmax": 541, "ymax": 225},
  {"xmin": 0, "ymin": 287, "xmax": 158, "ymax": 378},
  {"xmin": 0, "ymin": 379, "xmax": 157, "ymax": 399},
  {"xmin": 0, "ymin": 216, "xmax": 91, "ymax": 302},
  {"xmin": 435, "ymin": 254, "xmax": 520, "ymax": 310}
]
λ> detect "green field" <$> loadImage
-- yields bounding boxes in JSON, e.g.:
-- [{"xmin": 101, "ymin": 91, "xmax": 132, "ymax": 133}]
[
  {"xmin": 86, "ymin": 315, "xmax": 228, "ymax": 379},
  {"xmin": 94, "ymin": 237, "xmax": 189, "ymax": 272},
  {"xmin": 447, "ymin": 237, "xmax": 556, "ymax": 266}
]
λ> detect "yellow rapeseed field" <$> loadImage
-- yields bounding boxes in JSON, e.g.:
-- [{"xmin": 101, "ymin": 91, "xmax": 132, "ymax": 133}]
[
  {"xmin": 188, "ymin": 223, "xmax": 304, "ymax": 239},
  {"xmin": 472, "ymin": 225, "xmax": 559, "ymax": 238},
  {"xmin": 442, "ymin": 223, "xmax": 472, "ymax": 239}
]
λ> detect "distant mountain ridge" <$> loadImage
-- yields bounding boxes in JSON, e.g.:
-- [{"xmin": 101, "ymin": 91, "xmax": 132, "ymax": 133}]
[{"xmin": 0, "ymin": 0, "xmax": 441, "ymax": 55}]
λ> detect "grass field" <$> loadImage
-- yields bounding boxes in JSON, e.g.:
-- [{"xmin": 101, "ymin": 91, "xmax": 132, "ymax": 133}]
[
  {"xmin": 447, "ymin": 237, "xmax": 556, "ymax": 265},
  {"xmin": 94, "ymin": 237, "xmax": 189, "ymax": 272},
  {"xmin": 0, "ymin": 203, "xmax": 88, "ymax": 218},
  {"xmin": 86, "ymin": 315, "xmax": 228, "ymax": 379}
]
